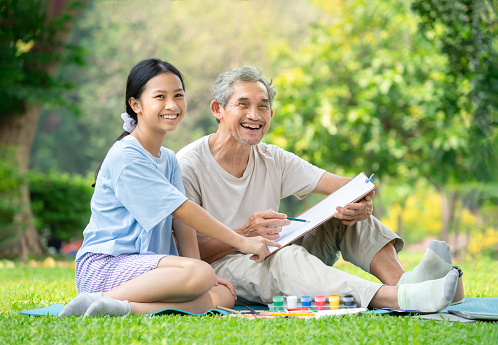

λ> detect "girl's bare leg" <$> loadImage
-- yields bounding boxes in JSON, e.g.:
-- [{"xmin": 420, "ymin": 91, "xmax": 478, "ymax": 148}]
[
  {"xmin": 103, "ymin": 256, "xmax": 217, "ymax": 303},
  {"xmin": 61, "ymin": 256, "xmax": 236, "ymax": 317},
  {"xmin": 129, "ymin": 284, "xmax": 235, "ymax": 315}
]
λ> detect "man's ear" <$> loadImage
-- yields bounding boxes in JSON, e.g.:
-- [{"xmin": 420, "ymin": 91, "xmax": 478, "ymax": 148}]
[
  {"xmin": 128, "ymin": 97, "xmax": 141, "ymax": 114},
  {"xmin": 270, "ymin": 108, "xmax": 274, "ymax": 119},
  {"xmin": 211, "ymin": 100, "xmax": 223, "ymax": 121}
]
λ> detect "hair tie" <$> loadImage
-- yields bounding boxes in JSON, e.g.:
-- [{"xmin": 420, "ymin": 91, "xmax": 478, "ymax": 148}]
[{"xmin": 121, "ymin": 112, "xmax": 137, "ymax": 133}]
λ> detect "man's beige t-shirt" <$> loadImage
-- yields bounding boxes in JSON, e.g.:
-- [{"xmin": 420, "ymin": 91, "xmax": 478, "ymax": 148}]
[{"xmin": 176, "ymin": 135, "xmax": 325, "ymax": 231}]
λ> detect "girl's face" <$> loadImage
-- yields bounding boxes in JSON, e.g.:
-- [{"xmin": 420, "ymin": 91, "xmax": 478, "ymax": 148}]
[{"xmin": 130, "ymin": 72, "xmax": 187, "ymax": 134}]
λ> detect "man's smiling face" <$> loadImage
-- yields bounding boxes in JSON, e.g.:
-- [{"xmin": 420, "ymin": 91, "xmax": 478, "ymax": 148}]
[{"xmin": 221, "ymin": 81, "xmax": 273, "ymax": 146}]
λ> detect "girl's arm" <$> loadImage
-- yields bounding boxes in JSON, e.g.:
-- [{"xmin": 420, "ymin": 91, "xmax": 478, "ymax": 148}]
[
  {"xmin": 172, "ymin": 218, "xmax": 201, "ymax": 259},
  {"xmin": 172, "ymin": 200, "xmax": 279, "ymax": 262}
]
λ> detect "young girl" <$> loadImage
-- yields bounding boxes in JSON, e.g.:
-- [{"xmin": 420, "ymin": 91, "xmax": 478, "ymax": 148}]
[{"xmin": 59, "ymin": 58, "xmax": 279, "ymax": 317}]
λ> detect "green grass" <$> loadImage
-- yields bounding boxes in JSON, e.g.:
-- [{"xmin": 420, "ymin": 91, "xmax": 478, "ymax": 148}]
[{"xmin": 1, "ymin": 252, "xmax": 497, "ymax": 345}]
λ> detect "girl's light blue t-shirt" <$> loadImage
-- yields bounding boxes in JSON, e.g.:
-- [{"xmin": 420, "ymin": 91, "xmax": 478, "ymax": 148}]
[{"xmin": 76, "ymin": 136, "xmax": 188, "ymax": 261}]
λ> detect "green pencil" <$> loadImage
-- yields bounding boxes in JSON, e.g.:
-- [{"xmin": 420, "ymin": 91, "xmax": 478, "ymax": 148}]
[{"xmin": 287, "ymin": 217, "xmax": 310, "ymax": 223}]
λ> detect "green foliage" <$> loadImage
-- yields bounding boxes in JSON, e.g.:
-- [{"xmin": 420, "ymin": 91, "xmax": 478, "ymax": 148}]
[
  {"xmin": 412, "ymin": 0, "xmax": 498, "ymax": 140},
  {"xmin": 410, "ymin": 0, "xmax": 498, "ymax": 189},
  {"xmin": 0, "ymin": 0, "xmax": 44, "ymax": 113},
  {"xmin": 266, "ymin": 1, "xmax": 497, "ymax": 244},
  {"xmin": 268, "ymin": 0, "xmax": 481, "ymax": 189},
  {"xmin": 0, "ymin": 0, "xmax": 87, "ymax": 116},
  {"xmin": 1, "ymin": 253, "xmax": 498, "ymax": 344},
  {"xmin": 28, "ymin": 171, "xmax": 93, "ymax": 242}
]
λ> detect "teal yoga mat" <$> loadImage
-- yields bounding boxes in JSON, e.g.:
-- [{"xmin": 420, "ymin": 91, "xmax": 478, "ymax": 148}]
[
  {"xmin": 375, "ymin": 297, "xmax": 498, "ymax": 318},
  {"xmin": 441, "ymin": 297, "xmax": 498, "ymax": 313},
  {"xmin": 20, "ymin": 304, "xmax": 228, "ymax": 317},
  {"xmin": 441, "ymin": 297, "xmax": 498, "ymax": 320},
  {"xmin": 20, "ymin": 298, "xmax": 498, "ymax": 318}
]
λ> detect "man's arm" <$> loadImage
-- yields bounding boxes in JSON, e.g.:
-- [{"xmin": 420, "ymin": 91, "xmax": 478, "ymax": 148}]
[
  {"xmin": 312, "ymin": 171, "xmax": 352, "ymax": 195},
  {"xmin": 198, "ymin": 236, "xmax": 237, "ymax": 264},
  {"xmin": 313, "ymin": 172, "xmax": 375, "ymax": 226}
]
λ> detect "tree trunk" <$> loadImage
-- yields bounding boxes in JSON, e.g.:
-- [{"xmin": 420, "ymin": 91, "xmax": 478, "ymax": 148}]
[
  {"xmin": 438, "ymin": 187, "xmax": 459, "ymax": 243},
  {"xmin": 0, "ymin": 0, "xmax": 89, "ymax": 259},
  {"xmin": 0, "ymin": 105, "xmax": 43, "ymax": 259}
]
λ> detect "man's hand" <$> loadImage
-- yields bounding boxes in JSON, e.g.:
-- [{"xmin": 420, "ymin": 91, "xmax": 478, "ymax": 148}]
[
  {"xmin": 239, "ymin": 209, "xmax": 290, "ymax": 240},
  {"xmin": 333, "ymin": 190, "xmax": 375, "ymax": 226}
]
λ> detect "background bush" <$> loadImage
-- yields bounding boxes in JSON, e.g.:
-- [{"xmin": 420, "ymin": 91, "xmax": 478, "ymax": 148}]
[{"xmin": 29, "ymin": 171, "xmax": 93, "ymax": 243}]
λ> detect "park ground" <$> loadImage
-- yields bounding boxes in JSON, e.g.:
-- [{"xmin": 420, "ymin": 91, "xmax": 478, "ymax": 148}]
[{"xmin": 0, "ymin": 250, "xmax": 497, "ymax": 344}]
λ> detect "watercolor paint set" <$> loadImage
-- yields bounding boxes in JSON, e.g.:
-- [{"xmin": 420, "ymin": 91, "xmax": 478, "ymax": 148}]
[
  {"xmin": 268, "ymin": 295, "xmax": 358, "ymax": 311},
  {"xmin": 217, "ymin": 305, "xmax": 367, "ymax": 319}
]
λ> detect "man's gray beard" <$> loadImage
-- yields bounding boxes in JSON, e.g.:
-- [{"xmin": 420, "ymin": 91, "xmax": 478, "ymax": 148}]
[{"xmin": 234, "ymin": 133, "xmax": 263, "ymax": 146}]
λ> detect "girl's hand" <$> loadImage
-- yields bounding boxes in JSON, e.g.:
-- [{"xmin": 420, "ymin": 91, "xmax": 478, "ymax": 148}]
[
  {"xmin": 214, "ymin": 276, "xmax": 237, "ymax": 299},
  {"xmin": 238, "ymin": 236, "xmax": 281, "ymax": 262}
]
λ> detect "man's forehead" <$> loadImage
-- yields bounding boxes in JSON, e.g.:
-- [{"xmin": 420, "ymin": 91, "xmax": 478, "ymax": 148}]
[{"xmin": 230, "ymin": 81, "xmax": 269, "ymax": 101}]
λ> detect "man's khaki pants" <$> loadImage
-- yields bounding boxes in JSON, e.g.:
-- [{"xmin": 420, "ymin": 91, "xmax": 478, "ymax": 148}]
[{"xmin": 211, "ymin": 216, "xmax": 403, "ymax": 307}]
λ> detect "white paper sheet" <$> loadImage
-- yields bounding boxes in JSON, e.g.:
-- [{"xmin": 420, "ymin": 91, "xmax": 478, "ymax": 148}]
[{"xmin": 268, "ymin": 172, "xmax": 375, "ymax": 254}]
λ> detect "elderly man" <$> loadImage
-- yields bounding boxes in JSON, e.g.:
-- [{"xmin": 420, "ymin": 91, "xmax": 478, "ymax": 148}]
[{"xmin": 176, "ymin": 65, "xmax": 458, "ymax": 312}]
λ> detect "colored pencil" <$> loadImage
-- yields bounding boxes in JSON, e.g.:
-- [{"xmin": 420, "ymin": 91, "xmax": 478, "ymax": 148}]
[
  {"xmin": 260, "ymin": 311, "xmax": 315, "ymax": 317},
  {"xmin": 287, "ymin": 217, "xmax": 310, "ymax": 223},
  {"xmin": 245, "ymin": 305, "xmax": 262, "ymax": 316},
  {"xmin": 216, "ymin": 306, "xmax": 241, "ymax": 314}
]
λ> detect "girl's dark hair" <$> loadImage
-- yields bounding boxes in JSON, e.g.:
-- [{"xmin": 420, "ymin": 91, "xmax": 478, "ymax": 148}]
[{"xmin": 92, "ymin": 58, "xmax": 185, "ymax": 187}]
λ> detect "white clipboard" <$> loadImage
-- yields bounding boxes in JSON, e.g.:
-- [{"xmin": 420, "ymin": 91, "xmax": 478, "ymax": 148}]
[{"xmin": 268, "ymin": 172, "xmax": 375, "ymax": 255}]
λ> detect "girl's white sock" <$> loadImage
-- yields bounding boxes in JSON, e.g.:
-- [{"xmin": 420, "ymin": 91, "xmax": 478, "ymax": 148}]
[
  {"xmin": 83, "ymin": 296, "xmax": 131, "ymax": 317},
  {"xmin": 398, "ymin": 269, "xmax": 459, "ymax": 312},
  {"xmin": 397, "ymin": 240, "xmax": 452, "ymax": 285},
  {"xmin": 59, "ymin": 292, "xmax": 102, "ymax": 317}
]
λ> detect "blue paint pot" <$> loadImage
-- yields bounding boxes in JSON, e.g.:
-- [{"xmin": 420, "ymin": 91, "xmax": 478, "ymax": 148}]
[{"xmin": 301, "ymin": 295, "xmax": 311, "ymax": 307}]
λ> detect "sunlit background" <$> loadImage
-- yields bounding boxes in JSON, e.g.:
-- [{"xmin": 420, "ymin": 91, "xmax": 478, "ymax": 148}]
[{"xmin": 1, "ymin": 0, "xmax": 496, "ymax": 261}]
